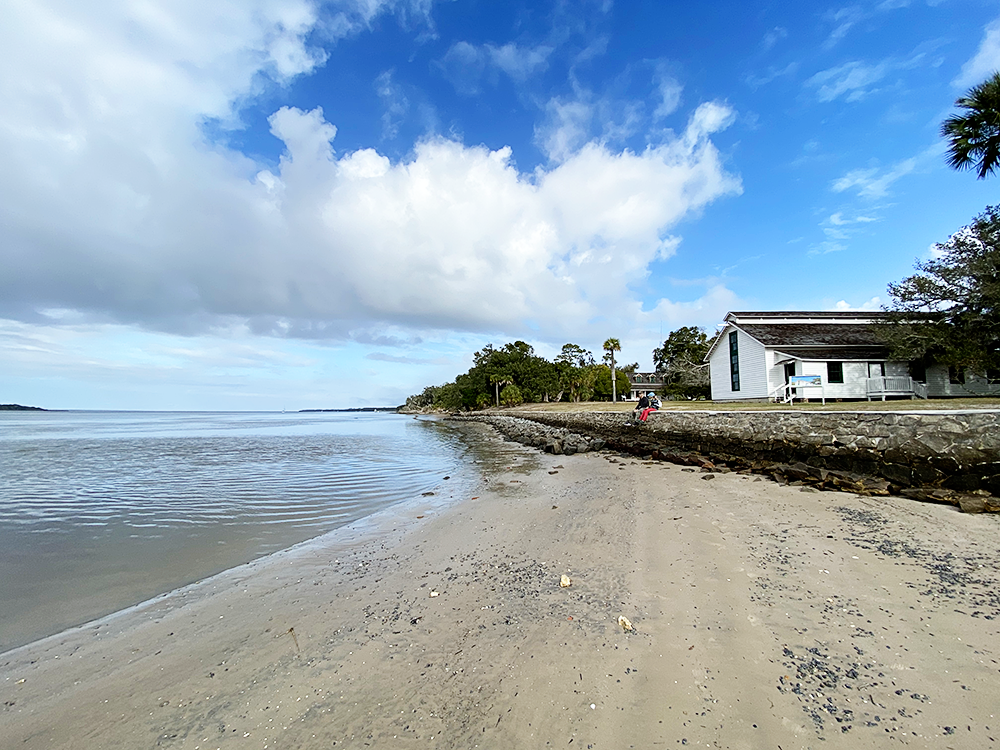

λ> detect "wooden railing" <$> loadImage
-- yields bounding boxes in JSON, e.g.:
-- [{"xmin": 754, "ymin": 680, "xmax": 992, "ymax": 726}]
[
  {"xmin": 866, "ymin": 376, "xmax": 926, "ymax": 400},
  {"xmin": 769, "ymin": 382, "xmax": 794, "ymax": 404}
]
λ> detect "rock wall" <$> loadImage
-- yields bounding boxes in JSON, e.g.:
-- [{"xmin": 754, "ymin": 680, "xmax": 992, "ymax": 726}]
[{"xmin": 458, "ymin": 410, "xmax": 1000, "ymax": 513}]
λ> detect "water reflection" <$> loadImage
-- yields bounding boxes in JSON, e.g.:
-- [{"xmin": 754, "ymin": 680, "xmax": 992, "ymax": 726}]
[{"xmin": 0, "ymin": 412, "xmax": 519, "ymax": 652}]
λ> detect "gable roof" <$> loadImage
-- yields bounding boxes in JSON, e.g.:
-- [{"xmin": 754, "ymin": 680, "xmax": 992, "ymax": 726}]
[
  {"xmin": 739, "ymin": 323, "xmax": 883, "ymax": 347},
  {"xmin": 705, "ymin": 311, "xmax": 892, "ymax": 361}
]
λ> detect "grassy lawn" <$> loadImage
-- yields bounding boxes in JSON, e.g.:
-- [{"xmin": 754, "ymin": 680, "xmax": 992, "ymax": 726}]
[{"xmin": 501, "ymin": 397, "xmax": 1000, "ymax": 414}]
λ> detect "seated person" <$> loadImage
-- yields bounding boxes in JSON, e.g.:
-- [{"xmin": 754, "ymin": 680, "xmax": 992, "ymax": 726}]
[
  {"xmin": 638, "ymin": 392, "xmax": 660, "ymax": 422},
  {"xmin": 630, "ymin": 392, "xmax": 650, "ymax": 422}
]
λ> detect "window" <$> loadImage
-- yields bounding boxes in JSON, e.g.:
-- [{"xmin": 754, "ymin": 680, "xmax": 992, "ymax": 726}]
[
  {"xmin": 949, "ymin": 366, "xmax": 966, "ymax": 385},
  {"xmin": 728, "ymin": 331, "xmax": 740, "ymax": 392},
  {"xmin": 827, "ymin": 362, "xmax": 844, "ymax": 384},
  {"xmin": 987, "ymin": 369, "xmax": 1000, "ymax": 384}
]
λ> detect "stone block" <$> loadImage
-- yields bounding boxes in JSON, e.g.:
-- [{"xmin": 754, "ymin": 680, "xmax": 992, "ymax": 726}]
[
  {"xmin": 880, "ymin": 462, "xmax": 913, "ymax": 486},
  {"xmin": 958, "ymin": 492, "xmax": 1000, "ymax": 513}
]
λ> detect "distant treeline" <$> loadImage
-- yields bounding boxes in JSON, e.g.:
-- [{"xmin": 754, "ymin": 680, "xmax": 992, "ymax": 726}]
[
  {"xmin": 404, "ymin": 328, "xmax": 712, "ymax": 412},
  {"xmin": 0, "ymin": 404, "xmax": 47, "ymax": 411},
  {"xmin": 404, "ymin": 341, "xmax": 633, "ymax": 412}
]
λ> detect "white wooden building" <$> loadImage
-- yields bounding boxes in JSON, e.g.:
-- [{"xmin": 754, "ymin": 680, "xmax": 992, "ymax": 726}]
[
  {"xmin": 627, "ymin": 372, "xmax": 664, "ymax": 400},
  {"xmin": 705, "ymin": 311, "xmax": 1000, "ymax": 402}
]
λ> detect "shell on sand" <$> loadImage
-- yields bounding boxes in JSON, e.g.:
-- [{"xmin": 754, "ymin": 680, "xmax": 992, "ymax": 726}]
[
  {"xmin": 618, "ymin": 615, "xmax": 633, "ymax": 632},
  {"xmin": 560, "ymin": 575, "xmax": 572, "ymax": 587}
]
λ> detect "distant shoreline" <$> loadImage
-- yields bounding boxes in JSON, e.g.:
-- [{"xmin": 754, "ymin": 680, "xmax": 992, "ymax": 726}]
[
  {"xmin": 0, "ymin": 404, "xmax": 47, "ymax": 411},
  {"xmin": 298, "ymin": 406, "xmax": 399, "ymax": 413}
]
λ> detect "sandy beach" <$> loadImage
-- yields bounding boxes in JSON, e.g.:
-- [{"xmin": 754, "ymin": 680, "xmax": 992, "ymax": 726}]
[{"xmin": 2, "ymin": 430, "xmax": 999, "ymax": 749}]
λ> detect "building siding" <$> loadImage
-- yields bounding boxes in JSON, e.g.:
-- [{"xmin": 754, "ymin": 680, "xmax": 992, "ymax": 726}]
[
  {"xmin": 925, "ymin": 365, "xmax": 1000, "ymax": 398},
  {"xmin": 710, "ymin": 326, "xmax": 768, "ymax": 400}
]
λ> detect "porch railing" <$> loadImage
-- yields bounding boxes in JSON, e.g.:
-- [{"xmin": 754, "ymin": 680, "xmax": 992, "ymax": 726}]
[
  {"xmin": 866, "ymin": 376, "xmax": 927, "ymax": 400},
  {"xmin": 769, "ymin": 382, "xmax": 794, "ymax": 404}
]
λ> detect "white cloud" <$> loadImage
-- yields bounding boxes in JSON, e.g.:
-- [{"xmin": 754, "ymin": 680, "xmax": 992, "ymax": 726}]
[
  {"xmin": 806, "ymin": 60, "xmax": 890, "ymax": 102},
  {"xmin": 535, "ymin": 96, "xmax": 594, "ymax": 162},
  {"xmin": 760, "ymin": 26, "xmax": 788, "ymax": 52},
  {"xmin": 822, "ymin": 2, "xmax": 910, "ymax": 49},
  {"xmin": 489, "ymin": 42, "xmax": 554, "ymax": 81},
  {"xmin": 0, "ymin": 1, "xmax": 742, "ymax": 348},
  {"xmin": 813, "ymin": 210, "xmax": 881, "ymax": 253},
  {"xmin": 745, "ymin": 62, "xmax": 798, "ymax": 90},
  {"xmin": 833, "ymin": 296, "xmax": 882, "ymax": 311},
  {"xmin": 806, "ymin": 48, "xmax": 929, "ymax": 103},
  {"xmin": 375, "ymin": 69, "xmax": 410, "ymax": 140},
  {"xmin": 436, "ymin": 40, "xmax": 552, "ymax": 94},
  {"xmin": 954, "ymin": 17, "xmax": 1000, "ymax": 88},
  {"xmin": 830, "ymin": 143, "xmax": 943, "ymax": 199},
  {"xmin": 652, "ymin": 64, "xmax": 683, "ymax": 120},
  {"xmin": 823, "ymin": 6, "xmax": 866, "ymax": 49}
]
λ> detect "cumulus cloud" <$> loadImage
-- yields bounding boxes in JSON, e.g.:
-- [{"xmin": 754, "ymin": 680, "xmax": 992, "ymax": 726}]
[
  {"xmin": 250, "ymin": 102, "xmax": 741, "ymax": 339},
  {"xmin": 954, "ymin": 16, "xmax": 1000, "ymax": 88},
  {"xmin": 1, "ymin": 0, "xmax": 742, "ymax": 349},
  {"xmin": 833, "ymin": 296, "xmax": 882, "ymax": 311}
]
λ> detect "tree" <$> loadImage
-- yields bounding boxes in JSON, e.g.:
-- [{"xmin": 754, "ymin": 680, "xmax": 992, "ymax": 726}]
[
  {"xmin": 874, "ymin": 205, "xmax": 1000, "ymax": 376},
  {"xmin": 652, "ymin": 326, "xmax": 711, "ymax": 400},
  {"xmin": 499, "ymin": 383, "xmax": 524, "ymax": 407},
  {"xmin": 942, "ymin": 71, "xmax": 1000, "ymax": 179},
  {"xmin": 593, "ymin": 366, "xmax": 631, "ymax": 401},
  {"xmin": 489, "ymin": 372, "xmax": 512, "ymax": 407},
  {"xmin": 602, "ymin": 338, "xmax": 622, "ymax": 401},
  {"xmin": 555, "ymin": 343, "xmax": 595, "ymax": 368}
]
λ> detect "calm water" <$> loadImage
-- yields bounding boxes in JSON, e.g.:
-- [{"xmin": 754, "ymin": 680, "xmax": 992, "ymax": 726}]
[{"xmin": 0, "ymin": 411, "xmax": 487, "ymax": 652}]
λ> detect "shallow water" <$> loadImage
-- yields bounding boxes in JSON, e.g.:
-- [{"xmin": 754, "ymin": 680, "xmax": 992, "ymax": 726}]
[{"xmin": 0, "ymin": 411, "xmax": 493, "ymax": 652}]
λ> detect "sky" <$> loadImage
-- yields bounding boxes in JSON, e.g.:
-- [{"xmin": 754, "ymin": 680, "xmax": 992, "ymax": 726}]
[{"xmin": 2, "ymin": 0, "xmax": 999, "ymax": 410}]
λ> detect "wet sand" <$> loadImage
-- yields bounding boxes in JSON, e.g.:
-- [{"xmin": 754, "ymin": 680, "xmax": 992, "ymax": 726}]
[{"xmin": 2, "ymin": 443, "xmax": 999, "ymax": 749}]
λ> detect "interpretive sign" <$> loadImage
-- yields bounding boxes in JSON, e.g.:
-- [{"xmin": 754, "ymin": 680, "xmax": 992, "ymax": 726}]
[{"xmin": 789, "ymin": 375, "xmax": 822, "ymax": 387}]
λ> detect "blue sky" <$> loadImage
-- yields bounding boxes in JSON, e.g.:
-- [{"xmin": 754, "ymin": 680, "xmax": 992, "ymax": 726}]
[{"xmin": 2, "ymin": 0, "xmax": 999, "ymax": 410}]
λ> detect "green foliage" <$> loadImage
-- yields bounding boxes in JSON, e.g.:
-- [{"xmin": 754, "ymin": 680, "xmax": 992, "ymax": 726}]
[
  {"xmin": 555, "ymin": 343, "xmax": 595, "ymax": 367},
  {"xmin": 942, "ymin": 72, "xmax": 1000, "ymax": 179},
  {"xmin": 653, "ymin": 326, "xmax": 711, "ymax": 400},
  {"xmin": 406, "ymin": 339, "xmax": 586, "ymax": 410},
  {"xmin": 875, "ymin": 205, "xmax": 1000, "ymax": 375},
  {"xmin": 592, "ymin": 366, "xmax": 631, "ymax": 401},
  {"xmin": 499, "ymin": 383, "xmax": 524, "ymax": 406}
]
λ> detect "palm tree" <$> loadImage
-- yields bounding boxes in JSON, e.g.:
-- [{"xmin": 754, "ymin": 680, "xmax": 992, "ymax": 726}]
[
  {"xmin": 602, "ymin": 338, "xmax": 621, "ymax": 402},
  {"xmin": 489, "ymin": 372, "xmax": 512, "ymax": 408},
  {"xmin": 942, "ymin": 71, "xmax": 1000, "ymax": 179}
]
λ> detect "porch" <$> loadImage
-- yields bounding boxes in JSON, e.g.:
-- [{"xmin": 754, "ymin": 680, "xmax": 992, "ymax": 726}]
[{"xmin": 866, "ymin": 376, "xmax": 928, "ymax": 400}]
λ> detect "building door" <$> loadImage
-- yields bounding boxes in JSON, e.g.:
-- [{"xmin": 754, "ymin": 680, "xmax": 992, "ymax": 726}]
[
  {"xmin": 784, "ymin": 362, "xmax": 796, "ymax": 394},
  {"xmin": 868, "ymin": 362, "xmax": 885, "ymax": 379}
]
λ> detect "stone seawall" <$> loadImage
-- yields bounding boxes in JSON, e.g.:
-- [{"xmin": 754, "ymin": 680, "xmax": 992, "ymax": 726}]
[{"xmin": 457, "ymin": 410, "xmax": 1000, "ymax": 513}]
